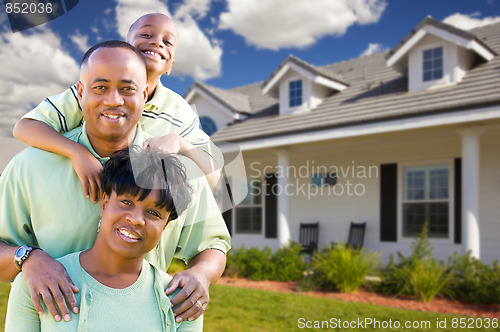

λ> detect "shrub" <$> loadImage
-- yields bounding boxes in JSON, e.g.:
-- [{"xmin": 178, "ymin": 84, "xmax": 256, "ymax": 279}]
[
  {"xmin": 269, "ymin": 242, "xmax": 306, "ymax": 281},
  {"xmin": 375, "ymin": 224, "xmax": 452, "ymax": 302},
  {"xmin": 224, "ymin": 242, "xmax": 307, "ymax": 281},
  {"xmin": 311, "ymin": 243, "xmax": 380, "ymax": 293},
  {"xmin": 446, "ymin": 252, "xmax": 500, "ymax": 304},
  {"xmin": 405, "ymin": 258, "xmax": 451, "ymax": 302}
]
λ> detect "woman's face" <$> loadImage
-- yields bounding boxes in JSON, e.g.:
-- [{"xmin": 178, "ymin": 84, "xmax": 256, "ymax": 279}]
[{"xmin": 99, "ymin": 189, "xmax": 171, "ymax": 259}]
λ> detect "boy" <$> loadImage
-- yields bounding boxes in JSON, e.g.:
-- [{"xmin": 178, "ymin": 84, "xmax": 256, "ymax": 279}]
[{"xmin": 13, "ymin": 13, "xmax": 222, "ymax": 202}]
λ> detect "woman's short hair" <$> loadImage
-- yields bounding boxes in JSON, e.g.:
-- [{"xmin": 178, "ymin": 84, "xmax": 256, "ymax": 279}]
[{"xmin": 101, "ymin": 147, "xmax": 192, "ymax": 222}]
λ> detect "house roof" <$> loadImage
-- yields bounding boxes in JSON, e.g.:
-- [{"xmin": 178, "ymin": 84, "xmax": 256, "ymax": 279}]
[
  {"xmin": 210, "ymin": 20, "xmax": 500, "ymax": 143},
  {"xmin": 261, "ymin": 55, "xmax": 349, "ymax": 96},
  {"xmin": 387, "ymin": 16, "xmax": 496, "ymax": 71},
  {"xmin": 185, "ymin": 81, "xmax": 252, "ymax": 115}
]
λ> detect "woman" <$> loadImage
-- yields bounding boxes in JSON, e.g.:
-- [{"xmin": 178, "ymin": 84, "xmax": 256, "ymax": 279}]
[{"xmin": 5, "ymin": 148, "xmax": 200, "ymax": 331}]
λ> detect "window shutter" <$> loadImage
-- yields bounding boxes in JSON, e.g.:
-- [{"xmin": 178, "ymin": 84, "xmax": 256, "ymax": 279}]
[
  {"xmin": 454, "ymin": 158, "xmax": 462, "ymax": 244},
  {"xmin": 380, "ymin": 163, "xmax": 397, "ymax": 242},
  {"xmin": 265, "ymin": 173, "xmax": 278, "ymax": 239},
  {"xmin": 221, "ymin": 172, "xmax": 233, "ymax": 236}
]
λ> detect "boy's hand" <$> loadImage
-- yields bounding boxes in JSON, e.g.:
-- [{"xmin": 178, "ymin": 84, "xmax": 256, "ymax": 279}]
[
  {"xmin": 143, "ymin": 134, "xmax": 186, "ymax": 154},
  {"xmin": 70, "ymin": 148, "xmax": 103, "ymax": 203},
  {"xmin": 21, "ymin": 249, "xmax": 79, "ymax": 322},
  {"xmin": 166, "ymin": 268, "xmax": 209, "ymax": 322}
]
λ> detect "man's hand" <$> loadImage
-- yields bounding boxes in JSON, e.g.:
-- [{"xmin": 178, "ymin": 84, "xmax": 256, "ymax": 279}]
[
  {"xmin": 69, "ymin": 146, "xmax": 103, "ymax": 203},
  {"xmin": 21, "ymin": 249, "xmax": 79, "ymax": 322},
  {"xmin": 166, "ymin": 268, "xmax": 209, "ymax": 322}
]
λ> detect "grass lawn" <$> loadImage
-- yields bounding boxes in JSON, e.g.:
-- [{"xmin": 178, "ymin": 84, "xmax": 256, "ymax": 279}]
[{"xmin": 0, "ymin": 282, "xmax": 498, "ymax": 332}]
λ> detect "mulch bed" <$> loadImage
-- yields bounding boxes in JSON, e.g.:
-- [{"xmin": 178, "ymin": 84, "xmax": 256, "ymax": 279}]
[{"xmin": 217, "ymin": 277, "xmax": 500, "ymax": 318}]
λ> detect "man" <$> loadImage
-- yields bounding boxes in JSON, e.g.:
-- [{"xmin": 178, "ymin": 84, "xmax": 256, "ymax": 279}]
[{"xmin": 0, "ymin": 41, "xmax": 230, "ymax": 323}]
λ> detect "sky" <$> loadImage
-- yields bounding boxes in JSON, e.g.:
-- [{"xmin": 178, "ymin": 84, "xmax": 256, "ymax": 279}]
[{"xmin": 0, "ymin": 0, "xmax": 500, "ymax": 135}]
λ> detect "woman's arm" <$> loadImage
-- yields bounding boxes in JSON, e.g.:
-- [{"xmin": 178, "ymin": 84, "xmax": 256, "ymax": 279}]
[{"xmin": 5, "ymin": 273, "xmax": 42, "ymax": 332}]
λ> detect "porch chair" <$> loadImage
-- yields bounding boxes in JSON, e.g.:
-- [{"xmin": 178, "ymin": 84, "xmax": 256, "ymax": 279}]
[
  {"xmin": 346, "ymin": 221, "xmax": 367, "ymax": 250},
  {"xmin": 299, "ymin": 222, "xmax": 319, "ymax": 255}
]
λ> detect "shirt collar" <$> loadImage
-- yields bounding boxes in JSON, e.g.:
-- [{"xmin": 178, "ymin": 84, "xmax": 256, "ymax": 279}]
[
  {"xmin": 77, "ymin": 122, "xmax": 149, "ymax": 163},
  {"xmin": 144, "ymin": 83, "xmax": 168, "ymax": 112}
]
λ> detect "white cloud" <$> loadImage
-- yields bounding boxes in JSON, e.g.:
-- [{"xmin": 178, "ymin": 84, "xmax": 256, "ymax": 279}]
[
  {"xmin": 113, "ymin": 0, "xmax": 222, "ymax": 80},
  {"xmin": 219, "ymin": 0, "xmax": 387, "ymax": 50},
  {"xmin": 360, "ymin": 42, "xmax": 385, "ymax": 56},
  {"xmin": 173, "ymin": 0, "xmax": 211, "ymax": 20},
  {"xmin": 174, "ymin": 15, "xmax": 222, "ymax": 80},
  {"xmin": 0, "ymin": 27, "xmax": 79, "ymax": 135},
  {"xmin": 443, "ymin": 12, "xmax": 500, "ymax": 30},
  {"xmin": 70, "ymin": 31, "xmax": 90, "ymax": 52}
]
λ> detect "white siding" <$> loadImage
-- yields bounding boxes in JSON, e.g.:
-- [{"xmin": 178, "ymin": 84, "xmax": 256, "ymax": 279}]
[
  {"xmin": 189, "ymin": 94, "xmax": 233, "ymax": 132},
  {"xmin": 228, "ymin": 125, "xmax": 500, "ymax": 264}
]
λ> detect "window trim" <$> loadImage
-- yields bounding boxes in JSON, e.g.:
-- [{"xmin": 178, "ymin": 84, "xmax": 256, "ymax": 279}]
[
  {"xmin": 409, "ymin": 40, "xmax": 452, "ymax": 92},
  {"xmin": 398, "ymin": 159, "xmax": 455, "ymax": 242},
  {"xmin": 234, "ymin": 178, "xmax": 264, "ymax": 235}
]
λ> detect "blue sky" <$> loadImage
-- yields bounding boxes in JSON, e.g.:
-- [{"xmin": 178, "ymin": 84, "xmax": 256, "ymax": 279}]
[{"xmin": 0, "ymin": 0, "xmax": 499, "ymax": 134}]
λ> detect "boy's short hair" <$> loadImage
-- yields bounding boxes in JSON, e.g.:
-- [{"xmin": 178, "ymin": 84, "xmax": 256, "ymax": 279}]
[
  {"xmin": 101, "ymin": 148, "xmax": 192, "ymax": 222},
  {"xmin": 81, "ymin": 40, "xmax": 146, "ymax": 68}
]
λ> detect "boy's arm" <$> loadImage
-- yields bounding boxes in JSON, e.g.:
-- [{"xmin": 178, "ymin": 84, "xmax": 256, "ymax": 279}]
[
  {"xmin": 13, "ymin": 119, "xmax": 103, "ymax": 202},
  {"xmin": 144, "ymin": 134, "xmax": 221, "ymax": 187}
]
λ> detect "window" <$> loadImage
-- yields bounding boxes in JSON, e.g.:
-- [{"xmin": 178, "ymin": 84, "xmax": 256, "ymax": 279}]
[
  {"xmin": 289, "ymin": 80, "xmax": 302, "ymax": 107},
  {"xmin": 423, "ymin": 47, "xmax": 443, "ymax": 82},
  {"xmin": 402, "ymin": 164, "xmax": 449, "ymax": 238},
  {"xmin": 199, "ymin": 116, "xmax": 217, "ymax": 136},
  {"xmin": 235, "ymin": 179, "xmax": 262, "ymax": 234},
  {"xmin": 311, "ymin": 173, "xmax": 322, "ymax": 186}
]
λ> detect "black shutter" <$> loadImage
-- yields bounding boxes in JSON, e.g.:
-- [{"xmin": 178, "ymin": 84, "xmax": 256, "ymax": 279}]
[
  {"xmin": 380, "ymin": 163, "xmax": 397, "ymax": 242},
  {"xmin": 221, "ymin": 171, "xmax": 233, "ymax": 236},
  {"xmin": 454, "ymin": 158, "xmax": 462, "ymax": 244},
  {"xmin": 264, "ymin": 173, "xmax": 278, "ymax": 239}
]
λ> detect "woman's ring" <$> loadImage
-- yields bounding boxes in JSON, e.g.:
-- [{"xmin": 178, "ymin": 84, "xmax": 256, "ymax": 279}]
[{"xmin": 196, "ymin": 300, "xmax": 202, "ymax": 308}]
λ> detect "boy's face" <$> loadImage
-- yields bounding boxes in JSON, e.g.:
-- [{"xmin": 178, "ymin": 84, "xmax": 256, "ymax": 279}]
[
  {"xmin": 77, "ymin": 47, "xmax": 148, "ymax": 143},
  {"xmin": 99, "ymin": 190, "xmax": 171, "ymax": 259},
  {"xmin": 127, "ymin": 14, "xmax": 177, "ymax": 76}
]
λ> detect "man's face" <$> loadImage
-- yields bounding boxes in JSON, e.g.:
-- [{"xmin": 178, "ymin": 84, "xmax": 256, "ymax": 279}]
[
  {"xmin": 77, "ymin": 47, "xmax": 148, "ymax": 142},
  {"xmin": 127, "ymin": 14, "xmax": 177, "ymax": 76}
]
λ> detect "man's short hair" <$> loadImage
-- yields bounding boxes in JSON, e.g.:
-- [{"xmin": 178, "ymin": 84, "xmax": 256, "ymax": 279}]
[
  {"xmin": 81, "ymin": 40, "xmax": 146, "ymax": 68},
  {"xmin": 101, "ymin": 148, "xmax": 192, "ymax": 222}
]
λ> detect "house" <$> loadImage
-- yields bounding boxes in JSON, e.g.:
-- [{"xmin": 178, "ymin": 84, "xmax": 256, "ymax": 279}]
[{"xmin": 185, "ymin": 17, "xmax": 500, "ymax": 264}]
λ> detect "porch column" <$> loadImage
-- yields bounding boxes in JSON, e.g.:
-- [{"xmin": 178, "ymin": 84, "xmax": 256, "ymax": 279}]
[
  {"xmin": 459, "ymin": 127, "xmax": 484, "ymax": 259},
  {"xmin": 276, "ymin": 150, "xmax": 291, "ymax": 247}
]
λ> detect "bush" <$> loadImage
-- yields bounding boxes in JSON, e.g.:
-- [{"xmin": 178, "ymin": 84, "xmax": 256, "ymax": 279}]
[
  {"xmin": 405, "ymin": 258, "xmax": 451, "ymax": 302},
  {"xmin": 224, "ymin": 242, "xmax": 307, "ymax": 281},
  {"xmin": 269, "ymin": 242, "xmax": 306, "ymax": 281},
  {"xmin": 446, "ymin": 252, "xmax": 500, "ymax": 304},
  {"xmin": 311, "ymin": 243, "xmax": 380, "ymax": 293},
  {"xmin": 375, "ymin": 224, "xmax": 452, "ymax": 302}
]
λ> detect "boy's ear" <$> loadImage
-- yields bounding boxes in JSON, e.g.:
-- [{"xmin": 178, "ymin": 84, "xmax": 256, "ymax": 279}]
[
  {"xmin": 76, "ymin": 81, "xmax": 84, "ymax": 102},
  {"xmin": 165, "ymin": 60, "xmax": 175, "ymax": 76},
  {"xmin": 143, "ymin": 84, "xmax": 149, "ymax": 102}
]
